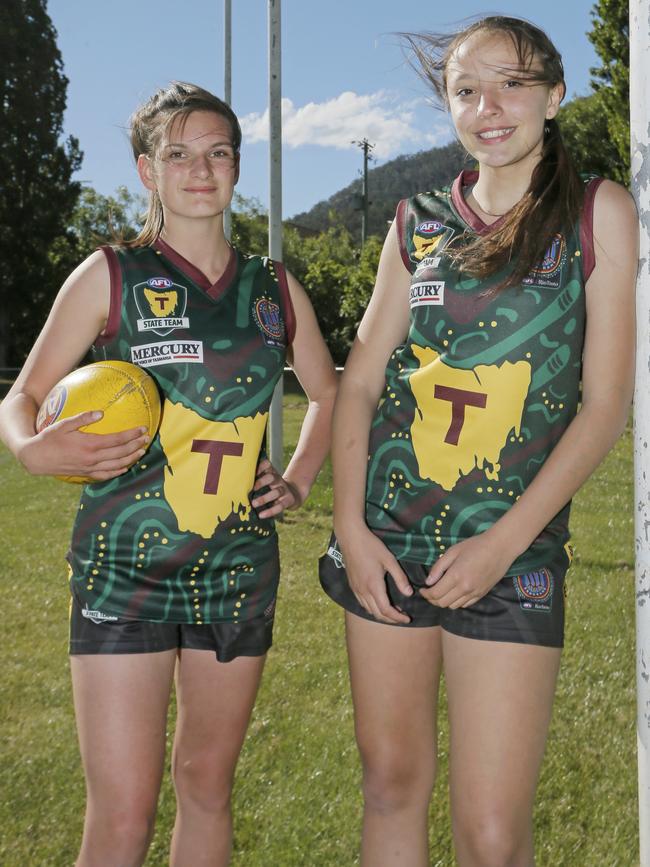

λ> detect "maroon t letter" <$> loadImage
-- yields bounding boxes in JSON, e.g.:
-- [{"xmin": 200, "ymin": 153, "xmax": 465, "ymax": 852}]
[
  {"xmin": 433, "ymin": 385, "xmax": 487, "ymax": 445},
  {"xmin": 191, "ymin": 440, "xmax": 244, "ymax": 494}
]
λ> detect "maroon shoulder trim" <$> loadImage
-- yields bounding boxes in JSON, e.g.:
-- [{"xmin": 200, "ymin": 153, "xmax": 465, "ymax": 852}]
[
  {"xmin": 395, "ymin": 199, "xmax": 413, "ymax": 272},
  {"xmin": 580, "ymin": 178, "xmax": 605, "ymax": 282},
  {"xmin": 95, "ymin": 245, "xmax": 122, "ymax": 347},
  {"xmin": 273, "ymin": 260, "xmax": 296, "ymax": 345}
]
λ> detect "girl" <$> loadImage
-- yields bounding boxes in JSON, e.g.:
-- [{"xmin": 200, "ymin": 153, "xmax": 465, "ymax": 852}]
[
  {"xmin": 0, "ymin": 82, "xmax": 336, "ymax": 867},
  {"xmin": 319, "ymin": 16, "xmax": 637, "ymax": 867}
]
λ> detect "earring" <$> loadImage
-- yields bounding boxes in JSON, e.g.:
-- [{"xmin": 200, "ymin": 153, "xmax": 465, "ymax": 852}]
[{"xmin": 544, "ymin": 123, "xmax": 551, "ymax": 134}]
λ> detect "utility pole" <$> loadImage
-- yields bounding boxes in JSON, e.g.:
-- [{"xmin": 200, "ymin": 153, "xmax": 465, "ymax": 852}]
[
  {"xmin": 268, "ymin": 0, "xmax": 283, "ymax": 473},
  {"xmin": 223, "ymin": 0, "xmax": 232, "ymax": 241},
  {"xmin": 632, "ymin": 0, "xmax": 650, "ymax": 862},
  {"xmin": 352, "ymin": 138, "xmax": 374, "ymax": 247}
]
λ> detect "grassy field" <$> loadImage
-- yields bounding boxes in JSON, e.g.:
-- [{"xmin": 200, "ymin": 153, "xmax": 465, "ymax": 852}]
[{"xmin": 0, "ymin": 397, "xmax": 638, "ymax": 866}]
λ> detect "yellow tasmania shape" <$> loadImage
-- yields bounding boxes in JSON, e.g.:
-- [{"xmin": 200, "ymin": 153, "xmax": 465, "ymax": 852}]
[{"xmin": 409, "ymin": 345, "xmax": 531, "ymax": 491}]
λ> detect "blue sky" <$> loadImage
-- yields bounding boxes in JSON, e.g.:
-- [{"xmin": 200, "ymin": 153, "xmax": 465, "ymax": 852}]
[{"xmin": 48, "ymin": 0, "xmax": 600, "ymax": 218}]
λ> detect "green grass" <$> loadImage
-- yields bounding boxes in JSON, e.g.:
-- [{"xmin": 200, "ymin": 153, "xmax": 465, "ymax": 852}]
[{"xmin": 0, "ymin": 401, "xmax": 638, "ymax": 866}]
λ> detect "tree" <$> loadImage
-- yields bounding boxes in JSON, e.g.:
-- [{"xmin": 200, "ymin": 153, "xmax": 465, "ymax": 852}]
[
  {"xmin": 557, "ymin": 92, "xmax": 621, "ymax": 179},
  {"xmin": 588, "ymin": 0, "xmax": 630, "ymax": 184},
  {"xmin": 0, "ymin": 0, "xmax": 82, "ymax": 366}
]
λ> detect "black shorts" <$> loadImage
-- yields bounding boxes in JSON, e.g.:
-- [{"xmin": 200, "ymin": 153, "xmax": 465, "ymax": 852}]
[
  {"xmin": 319, "ymin": 534, "xmax": 569, "ymax": 648},
  {"xmin": 69, "ymin": 593, "xmax": 275, "ymax": 663}
]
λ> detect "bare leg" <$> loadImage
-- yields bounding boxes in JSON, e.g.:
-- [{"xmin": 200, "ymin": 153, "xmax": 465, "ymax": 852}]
[
  {"xmin": 443, "ymin": 631, "xmax": 561, "ymax": 867},
  {"xmin": 169, "ymin": 649, "xmax": 266, "ymax": 867},
  {"xmin": 346, "ymin": 612, "xmax": 443, "ymax": 867},
  {"xmin": 71, "ymin": 650, "xmax": 177, "ymax": 867}
]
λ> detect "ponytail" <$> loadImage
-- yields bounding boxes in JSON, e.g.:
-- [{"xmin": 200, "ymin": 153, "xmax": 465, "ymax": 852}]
[{"xmin": 450, "ymin": 118, "xmax": 583, "ymax": 290}]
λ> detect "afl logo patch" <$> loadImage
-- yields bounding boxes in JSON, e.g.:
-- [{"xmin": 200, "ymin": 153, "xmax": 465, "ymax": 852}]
[
  {"xmin": 513, "ymin": 568, "xmax": 554, "ymax": 613},
  {"xmin": 147, "ymin": 277, "xmax": 174, "ymax": 289},
  {"xmin": 253, "ymin": 297, "xmax": 285, "ymax": 348},
  {"xmin": 416, "ymin": 221, "xmax": 445, "ymax": 234},
  {"xmin": 36, "ymin": 384, "xmax": 67, "ymax": 429}
]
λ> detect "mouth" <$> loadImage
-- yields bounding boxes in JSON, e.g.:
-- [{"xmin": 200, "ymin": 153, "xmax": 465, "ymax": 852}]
[
  {"xmin": 476, "ymin": 127, "xmax": 515, "ymax": 141},
  {"xmin": 184, "ymin": 187, "xmax": 217, "ymax": 194}
]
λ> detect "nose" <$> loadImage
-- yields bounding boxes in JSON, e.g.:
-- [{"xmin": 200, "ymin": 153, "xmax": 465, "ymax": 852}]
[
  {"xmin": 476, "ymin": 88, "xmax": 501, "ymax": 118},
  {"xmin": 190, "ymin": 153, "xmax": 212, "ymax": 177}
]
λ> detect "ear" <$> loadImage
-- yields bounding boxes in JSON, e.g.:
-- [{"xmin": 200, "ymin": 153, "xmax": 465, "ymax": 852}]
[
  {"xmin": 137, "ymin": 154, "xmax": 157, "ymax": 192},
  {"xmin": 545, "ymin": 82, "xmax": 564, "ymax": 120}
]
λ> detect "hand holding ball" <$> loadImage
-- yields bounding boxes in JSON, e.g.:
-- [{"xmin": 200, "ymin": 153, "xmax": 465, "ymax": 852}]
[{"xmin": 36, "ymin": 361, "xmax": 161, "ymax": 483}]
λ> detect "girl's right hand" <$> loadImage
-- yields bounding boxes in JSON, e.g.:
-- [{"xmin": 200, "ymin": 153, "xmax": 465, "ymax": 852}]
[
  {"xmin": 337, "ymin": 525, "xmax": 413, "ymax": 624},
  {"xmin": 18, "ymin": 411, "xmax": 150, "ymax": 481}
]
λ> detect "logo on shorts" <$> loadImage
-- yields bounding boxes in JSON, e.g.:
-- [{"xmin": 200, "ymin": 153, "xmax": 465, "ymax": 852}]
[
  {"xmin": 81, "ymin": 605, "xmax": 119, "ymax": 625},
  {"xmin": 513, "ymin": 568, "xmax": 554, "ymax": 613},
  {"xmin": 327, "ymin": 543, "xmax": 345, "ymax": 569}
]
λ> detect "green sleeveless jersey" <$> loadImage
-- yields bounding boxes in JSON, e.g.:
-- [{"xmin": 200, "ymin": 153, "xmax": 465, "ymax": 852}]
[
  {"xmin": 67, "ymin": 240, "xmax": 295, "ymax": 623},
  {"xmin": 365, "ymin": 171, "xmax": 601, "ymax": 573}
]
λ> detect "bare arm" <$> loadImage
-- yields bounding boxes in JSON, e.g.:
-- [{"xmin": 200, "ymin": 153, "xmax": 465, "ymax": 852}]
[
  {"xmin": 330, "ymin": 220, "xmax": 416, "ymax": 623},
  {"xmin": 0, "ymin": 250, "xmax": 150, "ymax": 480},
  {"xmin": 423, "ymin": 180, "xmax": 638, "ymax": 607},
  {"xmin": 251, "ymin": 270, "xmax": 338, "ymax": 517}
]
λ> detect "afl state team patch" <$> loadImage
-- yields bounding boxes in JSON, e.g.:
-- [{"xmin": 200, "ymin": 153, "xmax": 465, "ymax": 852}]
[
  {"xmin": 133, "ymin": 277, "xmax": 190, "ymax": 336},
  {"xmin": 513, "ymin": 568, "xmax": 554, "ymax": 613}
]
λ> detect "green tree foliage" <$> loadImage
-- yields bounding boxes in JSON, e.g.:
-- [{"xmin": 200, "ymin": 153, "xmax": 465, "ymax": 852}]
[
  {"xmin": 588, "ymin": 0, "xmax": 630, "ymax": 184},
  {"xmin": 231, "ymin": 198, "xmax": 380, "ymax": 363},
  {"xmin": 557, "ymin": 92, "xmax": 621, "ymax": 179},
  {"xmin": 50, "ymin": 186, "xmax": 145, "ymax": 277},
  {"xmin": 0, "ymin": 0, "xmax": 83, "ymax": 365}
]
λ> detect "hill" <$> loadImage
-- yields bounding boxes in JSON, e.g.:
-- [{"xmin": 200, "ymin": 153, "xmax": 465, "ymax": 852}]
[{"xmin": 291, "ymin": 139, "xmax": 468, "ymax": 239}]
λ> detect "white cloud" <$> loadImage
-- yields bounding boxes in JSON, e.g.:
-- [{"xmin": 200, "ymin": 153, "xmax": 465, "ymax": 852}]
[{"xmin": 240, "ymin": 90, "xmax": 449, "ymax": 159}]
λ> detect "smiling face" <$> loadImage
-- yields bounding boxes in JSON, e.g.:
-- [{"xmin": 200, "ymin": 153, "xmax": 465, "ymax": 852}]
[
  {"xmin": 445, "ymin": 31, "xmax": 563, "ymax": 174},
  {"xmin": 137, "ymin": 110, "xmax": 239, "ymax": 225}
]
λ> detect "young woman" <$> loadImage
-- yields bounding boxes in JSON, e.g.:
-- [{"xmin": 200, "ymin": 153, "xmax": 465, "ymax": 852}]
[
  {"xmin": 319, "ymin": 16, "xmax": 637, "ymax": 867},
  {"xmin": 0, "ymin": 82, "xmax": 337, "ymax": 867}
]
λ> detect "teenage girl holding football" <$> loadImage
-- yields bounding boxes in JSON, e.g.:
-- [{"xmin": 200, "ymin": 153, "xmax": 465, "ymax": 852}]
[{"xmin": 0, "ymin": 82, "xmax": 336, "ymax": 866}]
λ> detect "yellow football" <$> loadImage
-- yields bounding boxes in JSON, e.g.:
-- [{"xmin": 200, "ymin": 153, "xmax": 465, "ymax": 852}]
[{"xmin": 36, "ymin": 360, "xmax": 162, "ymax": 483}]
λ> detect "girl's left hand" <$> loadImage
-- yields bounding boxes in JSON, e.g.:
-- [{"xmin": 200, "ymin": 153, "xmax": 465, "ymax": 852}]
[
  {"xmin": 251, "ymin": 458, "xmax": 302, "ymax": 518},
  {"xmin": 419, "ymin": 531, "xmax": 514, "ymax": 609}
]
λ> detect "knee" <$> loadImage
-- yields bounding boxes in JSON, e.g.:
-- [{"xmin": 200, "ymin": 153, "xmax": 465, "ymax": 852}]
[
  {"xmin": 359, "ymin": 743, "xmax": 436, "ymax": 815},
  {"xmin": 172, "ymin": 750, "xmax": 233, "ymax": 814},
  {"xmin": 454, "ymin": 811, "xmax": 531, "ymax": 867},
  {"xmin": 86, "ymin": 800, "xmax": 157, "ymax": 860}
]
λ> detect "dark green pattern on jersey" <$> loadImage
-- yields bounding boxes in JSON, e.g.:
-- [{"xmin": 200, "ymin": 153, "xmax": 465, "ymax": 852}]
[
  {"xmin": 68, "ymin": 245, "xmax": 288, "ymax": 623},
  {"xmin": 365, "ymin": 176, "xmax": 593, "ymax": 573}
]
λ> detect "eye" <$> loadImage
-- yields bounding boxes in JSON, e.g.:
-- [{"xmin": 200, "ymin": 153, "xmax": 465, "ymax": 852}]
[
  {"xmin": 210, "ymin": 147, "xmax": 235, "ymax": 161},
  {"xmin": 165, "ymin": 150, "xmax": 187, "ymax": 162},
  {"xmin": 503, "ymin": 79, "xmax": 523, "ymax": 89},
  {"xmin": 455, "ymin": 87, "xmax": 474, "ymax": 98}
]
